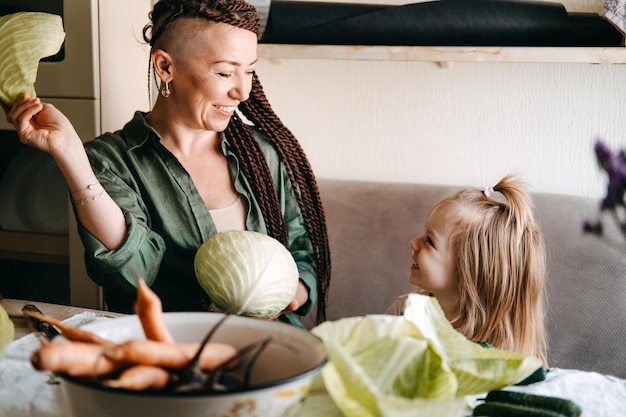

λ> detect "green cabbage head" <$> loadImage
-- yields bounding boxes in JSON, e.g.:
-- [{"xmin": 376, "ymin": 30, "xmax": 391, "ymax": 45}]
[{"xmin": 194, "ymin": 230, "xmax": 299, "ymax": 319}]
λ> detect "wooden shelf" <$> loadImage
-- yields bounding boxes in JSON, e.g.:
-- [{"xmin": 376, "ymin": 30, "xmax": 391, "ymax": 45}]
[
  {"xmin": 0, "ymin": 230, "xmax": 69, "ymax": 264},
  {"xmin": 258, "ymin": 44, "xmax": 626, "ymax": 64}
]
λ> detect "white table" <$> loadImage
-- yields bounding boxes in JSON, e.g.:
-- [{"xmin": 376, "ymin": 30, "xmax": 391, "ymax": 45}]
[
  {"xmin": 2, "ymin": 299, "xmax": 625, "ymax": 417},
  {"xmin": 0, "ymin": 298, "xmax": 342, "ymax": 417}
]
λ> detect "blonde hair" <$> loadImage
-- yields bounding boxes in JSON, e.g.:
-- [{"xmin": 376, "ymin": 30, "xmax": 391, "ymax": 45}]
[{"xmin": 433, "ymin": 174, "xmax": 547, "ymax": 365}]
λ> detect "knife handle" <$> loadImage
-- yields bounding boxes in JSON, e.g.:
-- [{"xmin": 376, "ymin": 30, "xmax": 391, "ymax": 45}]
[{"xmin": 22, "ymin": 304, "xmax": 61, "ymax": 340}]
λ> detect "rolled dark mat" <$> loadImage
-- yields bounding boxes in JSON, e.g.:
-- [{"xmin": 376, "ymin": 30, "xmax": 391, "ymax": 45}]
[
  {"xmin": 567, "ymin": 12, "xmax": 624, "ymax": 46},
  {"xmin": 260, "ymin": 0, "xmax": 623, "ymax": 46}
]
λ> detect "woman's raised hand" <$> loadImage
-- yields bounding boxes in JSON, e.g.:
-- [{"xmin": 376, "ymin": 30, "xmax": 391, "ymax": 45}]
[{"xmin": 4, "ymin": 93, "xmax": 81, "ymax": 158}]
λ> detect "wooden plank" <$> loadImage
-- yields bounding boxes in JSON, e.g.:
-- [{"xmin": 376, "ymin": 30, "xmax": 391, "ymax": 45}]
[
  {"xmin": 258, "ymin": 44, "xmax": 626, "ymax": 64},
  {"xmin": 0, "ymin": 297, "xmax": 123, "ymax": 340},
  {"xmin": 0, "ymin": 251, "xmax": 68, "ymax": 265},
  {"xmin": 0, "ymin": 230, "xmax": 69, "ymax": 262}
]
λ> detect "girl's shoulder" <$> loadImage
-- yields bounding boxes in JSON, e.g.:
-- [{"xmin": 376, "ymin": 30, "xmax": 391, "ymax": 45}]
[
  {"xmin": 385, "ymin": 289, "xmax": 424, "ymax": 315},
  {"xmin": 385, "ymin": 294, "xmax": 409, "ymax": 315}
]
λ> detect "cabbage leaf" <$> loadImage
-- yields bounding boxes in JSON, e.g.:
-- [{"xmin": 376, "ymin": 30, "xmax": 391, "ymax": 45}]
[
  {"xmin": 0, "ymin": 12, "xmax": 65, "ymax": 105},
  {"xmin": 311, "ymin": 294, "xmax": 543, "ymax": 417},
  {"xmin": 0, "ymin": 304, "xmax": 15, "ymax": 357}
]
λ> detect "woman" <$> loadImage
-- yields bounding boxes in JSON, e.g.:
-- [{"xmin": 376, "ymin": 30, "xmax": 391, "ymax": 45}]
[{"xmin": 5, "ymin": 0, "xmax": 330, "ymax": 328}]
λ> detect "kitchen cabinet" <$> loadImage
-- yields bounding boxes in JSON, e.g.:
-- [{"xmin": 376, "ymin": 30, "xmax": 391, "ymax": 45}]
[
  {"xmin": 0, "ymin": 0, "xmax": 151, "ymax": 310},
  {"xmin": 0, "ymin": 232, "xmax": 68, "ymax": 264}
]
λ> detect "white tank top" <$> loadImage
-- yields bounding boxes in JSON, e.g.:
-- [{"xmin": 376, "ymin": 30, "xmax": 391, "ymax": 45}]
[{"xmin": 208, "ymin": 196, "xmax": 247, "ymax": 232}]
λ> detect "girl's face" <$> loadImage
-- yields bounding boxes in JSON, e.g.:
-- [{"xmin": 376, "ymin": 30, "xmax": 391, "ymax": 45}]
[
  {"xmin": 165, "ymin": 21, "xmax": 258, "ymax": 132},
  {"xmin": 408, "ymin": 204, "xmax": 458, "ymax": 298}
]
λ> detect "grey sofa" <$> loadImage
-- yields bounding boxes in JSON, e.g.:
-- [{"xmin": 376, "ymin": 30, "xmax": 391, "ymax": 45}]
[{"xmin": 308, "ymin": 178, "xmax": 626, "ymax": 379}]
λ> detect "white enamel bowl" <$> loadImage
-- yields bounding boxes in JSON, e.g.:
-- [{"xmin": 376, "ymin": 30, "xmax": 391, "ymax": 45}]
[{"xmin": 58, "ymin": 312, "xmax": 327, "ymax": 417}]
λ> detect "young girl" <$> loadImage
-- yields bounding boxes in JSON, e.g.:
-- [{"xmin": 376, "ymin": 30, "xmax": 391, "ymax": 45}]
[{"xmin": 387, "ymin": 174, "xmax": 548, "ymax": 366}]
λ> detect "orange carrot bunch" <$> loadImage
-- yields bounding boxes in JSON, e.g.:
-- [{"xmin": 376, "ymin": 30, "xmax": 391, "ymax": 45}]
[{"xmin": 25, "ymin": 278, "xmax": 238, "ymax": 391}]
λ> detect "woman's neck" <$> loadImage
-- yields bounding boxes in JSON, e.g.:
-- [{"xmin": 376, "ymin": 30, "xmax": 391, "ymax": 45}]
[{"xmin": 145, "ymin": 106, "xmax": 220, "ymax": 158}]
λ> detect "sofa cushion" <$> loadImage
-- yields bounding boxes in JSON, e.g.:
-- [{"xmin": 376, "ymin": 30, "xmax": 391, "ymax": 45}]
[{"xmin": 533, "ymin": 191, "xmax": 626, "ymax": 378}]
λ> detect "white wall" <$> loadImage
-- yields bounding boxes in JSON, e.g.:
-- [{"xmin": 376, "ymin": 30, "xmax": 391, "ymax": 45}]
[{"xmin": 255, "ymin": 0, "xmax": 623, "ymax": 199}]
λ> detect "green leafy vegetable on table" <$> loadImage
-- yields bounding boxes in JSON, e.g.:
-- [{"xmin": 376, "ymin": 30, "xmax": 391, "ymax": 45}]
[{"xmin": 311, "ymin": 294, "xmax": 543, "ymax": 417}]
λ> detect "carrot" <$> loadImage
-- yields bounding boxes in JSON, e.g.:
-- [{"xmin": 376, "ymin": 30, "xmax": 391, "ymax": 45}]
[
  {"xmin": 31, "ymin": 341, "xmax": 121, "ymax": 377},
  {"xmin": 103, "ymin": 365, "xmax": 171, "ymax": 390},
  {"xmin": 134, "ymin": 278, "xmax": 174, "ymax": 343},
  {"xmin": 27, "ymin": 278, "xmax": 242, "ymax": 393},
  {"xmin": 21, "ymin": 309, "xmax": 113, "ymax": 346},
  {"xmin": 103, "ymin": 339, "xmax": 238, "ymax": 371}
]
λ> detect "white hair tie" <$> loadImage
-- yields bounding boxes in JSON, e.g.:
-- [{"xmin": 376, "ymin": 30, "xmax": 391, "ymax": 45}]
[{"xmin": 484, "ymin": 186, "xmax": 494, "ymax": 197}]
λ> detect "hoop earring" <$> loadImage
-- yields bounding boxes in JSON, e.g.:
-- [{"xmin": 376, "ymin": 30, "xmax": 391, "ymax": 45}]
[{"xmin": 161, "ymin": 81, "xmax": 170, "ymax": 98}]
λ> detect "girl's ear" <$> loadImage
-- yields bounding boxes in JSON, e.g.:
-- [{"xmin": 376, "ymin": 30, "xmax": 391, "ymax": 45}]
[{"xmin": 152, "ymin": 49, "xmax": 173, "ymax": 82}]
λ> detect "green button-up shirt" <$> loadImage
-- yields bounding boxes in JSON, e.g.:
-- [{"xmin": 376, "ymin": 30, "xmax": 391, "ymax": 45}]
[{"xmin": 77, "ymin": 112, "xmax": 317, "ymax": 327}]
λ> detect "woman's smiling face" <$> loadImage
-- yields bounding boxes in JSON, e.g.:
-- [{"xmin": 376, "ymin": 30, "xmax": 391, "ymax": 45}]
[{"xmin": 165, "ymin": 19, "xmax": 258, "ymax": 132}]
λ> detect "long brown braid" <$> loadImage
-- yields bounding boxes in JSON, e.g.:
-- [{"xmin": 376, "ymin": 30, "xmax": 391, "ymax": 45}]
[{"xmin": 143, "ymin": 0, "xmax": 331, "ymax": 324}]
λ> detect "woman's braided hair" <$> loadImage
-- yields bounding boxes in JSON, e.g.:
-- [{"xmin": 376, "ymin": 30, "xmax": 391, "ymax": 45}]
[{"xmin": 143, "ymin": 0, "xmax": 331, "ymax": 324}]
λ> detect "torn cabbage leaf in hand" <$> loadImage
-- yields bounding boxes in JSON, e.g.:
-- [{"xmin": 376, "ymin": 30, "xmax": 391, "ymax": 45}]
[
  {"xmin": 0, "ymin": 12, "xmax": 65, "ymax": 105},
  {"xmin": 0, "ymin": 304, "xmax": 14, "ymax": 357},
  {"xmin": 311, "ymin": 294, "xmax": 543, "ymax": 417}
]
